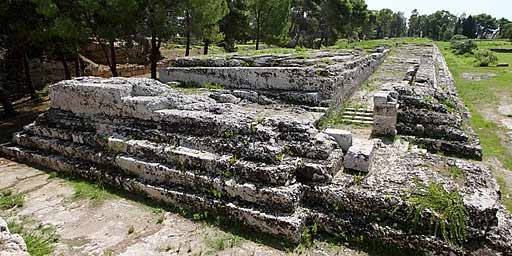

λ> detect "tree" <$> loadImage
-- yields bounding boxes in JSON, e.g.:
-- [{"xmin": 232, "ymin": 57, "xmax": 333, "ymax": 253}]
[
  {"xmin": 0, "ymin": 0, "xmax": 46, "ymax": 99},
  {"xmin": 375, "ymin": 9, "xmax": 394, "ymax": 39},
  {"xmin": 137, "ymin": 0, "xmax": 179, "ymax": 79},
  {"xmin": 408, "ymin": 9, "xmax": 420, "ymax": 37},
  {"xmin": 248, "ymin": 0, "xmax": 292, "ymax": 50},
  {"xmin": 474, "ymin": 13, "xmax": 497, "ymax": 38},
  {"xmin": 462, "ymin": 15, "xmax": 477, "ymax": 38},
  {"xmin": 220, "ymin": 0, "xmax": 251, "ymax": 52},
  {"xmin": 79, "ymin": 0, "xmax": 139, "ymax": 77},
  {"xmin": 390, "ymin": 11, "xmax": 406, "ymax": 38}
]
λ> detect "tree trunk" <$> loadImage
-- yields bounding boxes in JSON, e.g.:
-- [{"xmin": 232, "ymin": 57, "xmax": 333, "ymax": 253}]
[
  {"xmin": 0, "ymin": 88, "xmax": 15, "ymax": 117},
  {"xmin": 74, "ymin": 52, "xmax": 80, "ymax": 77},
  {"xmin": 109, "ymin": 40, "xmax": 118, "ymax": 77},
  {"xmin": 203, "ymin": 40, "xmax": 209, "ymax": 55},
  {"xmin": 255, "ymin": 17, "xmax": 260, "ymax": 50},
  {"xmin": 185, "ymin": 11, "xmax": 191, "ymax": 57},
  {"xmin": 150, "ymin": 33, "xmax": 158, "ymax": 80},
  {"xmin": 61, "ymin": 59, "xmax": 71, "ymax": 80},
  {"xmin": 22, "ymin": 52, "xmax": 36, "ymax": 99}
]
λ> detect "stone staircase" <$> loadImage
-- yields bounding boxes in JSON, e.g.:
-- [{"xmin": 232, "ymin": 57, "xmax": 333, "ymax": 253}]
[{"xmin": 341, "ymin": 107, "xmax": 374, "ymax": 125}]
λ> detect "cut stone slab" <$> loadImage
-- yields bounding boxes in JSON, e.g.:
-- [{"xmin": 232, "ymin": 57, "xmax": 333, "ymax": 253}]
[
  {"xmin": 324, "ymin": 129, "xmax": 352, "ymax": 152},
  {"xmin": 343, "ymin": 139, "xmax": 374, "ymax": 173}
]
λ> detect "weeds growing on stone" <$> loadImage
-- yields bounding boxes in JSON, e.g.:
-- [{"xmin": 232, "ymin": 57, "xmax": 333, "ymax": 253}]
[
  {"xmin": 71, "ymin": 181, "xmax": 114, "ymax": 203},
  {"xmin": 407, "ymin": 180, "xmax": 468, "ymax": 245},
  {"xmin": 205, "ymin": 232, "xmax": 243, "ymax": 253},
  {"xmin": 0, "ymin": 189, "xmax": 25, "ymax": 210},
  {"xmin": 8, "ymin": 221, "xmax": 58, "ymax": 256},
  {"xmin": 301, "ymin": 222, "xmax": 318, "ymax": 248}
]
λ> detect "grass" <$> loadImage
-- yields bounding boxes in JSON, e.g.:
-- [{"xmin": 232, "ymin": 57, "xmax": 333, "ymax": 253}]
[
  {"xmin": 204, "ymin": 232, "xmax": 243, "ymax": 253},
  {"xmin": 437, "ymin": 40, "xmax": 512, "ymax": 211},
  {"xmin": 0, "ymin": 189, "xmax": 25, "ymax": 210},
  {"xmin": 407, "ymin": 181, "xmax": 468, "ymax": 245},
  {"xmin": 8, "ymin": 220, "xmax": 58, "ymax": 256},
  {"xmin": 71, "ymin": 180, "xmax": 114, "ymax": 203},
  {"xmin": 329, "ymin": 37, "xmax": 433, "ymax": 50}
]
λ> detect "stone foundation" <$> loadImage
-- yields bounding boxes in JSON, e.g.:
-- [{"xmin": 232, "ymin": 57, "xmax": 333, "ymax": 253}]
[
  {"xmin": 1, "ymin": 77, "xmax": 511, "ymax": 255},
  {"xmin": 159, "ymin": 50, "xmax": 388, "ymax": 107}
]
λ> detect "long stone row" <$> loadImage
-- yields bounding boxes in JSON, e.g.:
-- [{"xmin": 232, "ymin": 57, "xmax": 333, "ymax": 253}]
[
  {"xmin": 2, "ymin": 77, "xmax": 512, "ymax": 255},
  {"xmin": 382, "ymin": 44, "xmax": 482, "ymax": 159},
  {"xmin": 159, "ymin": 49, "xmax": 388, "ymax": 107}
]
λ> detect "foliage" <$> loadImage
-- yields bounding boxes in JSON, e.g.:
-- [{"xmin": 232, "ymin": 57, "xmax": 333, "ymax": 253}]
[
  {"xmin": 450, "ymin": 34, "xmax": 468, "ymax": 42},
  {"xmin": 450, "ymin": 39, "xmax": 477, "ymax": 55},
  {"xmin": 0, "ymin": 189, "xmax": 25, "ymax": 209},
  {"xmin": 474, "ymin": 49, "xmax": 498, "ymax": 66},
  {"xmin": 407, "ymin": 181, "xmax": 468, "ymax": 244},
  {"xmin": 248, "ymin": 0, "xmax": 292, "ymax": 49},
  {"xmin": 8, "ymin": 221, "xmax": 58, "ymax": 256},
  {"xmin": 71, "ymin": 180, "xmax": 114, "ymax": 203}
]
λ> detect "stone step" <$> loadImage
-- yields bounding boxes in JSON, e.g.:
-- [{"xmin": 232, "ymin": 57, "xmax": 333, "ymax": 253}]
[
  {"xmin": 342, "ymin": 115, "xmax": 374, "ymax": 122},
  {"xmin": 0, "ymin": 145, "xmax": 307, "ymax": 243},
  {"xmin": 341, "ymin": 119, "xmax": 373, "ymax": 125},
  {"xmin": 342, "ymin": 111, "xmax": 374, "ymax": 117},
  {"xmin": 14, "ymin": 132, "xmax": 297, "ymax": 186},
  {"xmin": 344, "ymin": 107, "xmax": 373, "ymax": 113},
  {"xmin": 115, "ymin": 155, "xmax": 301, "ymax": 212}
]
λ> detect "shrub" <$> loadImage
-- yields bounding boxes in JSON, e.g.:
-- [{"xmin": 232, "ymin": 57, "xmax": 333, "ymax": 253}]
[
  {"xmin": 475, "ymin": 50, "xmax": 498, "ymax": 67},
  {"xmin": 450, "ymin": 39, "xmax": 477, "ymax": 55},
  {"xmin": 407, "ymin": 181, "xmax": 468, "ymax": 245},
  {"xmin": 450, "ymin": 34, "xmax": 468, "ymax": 42}
]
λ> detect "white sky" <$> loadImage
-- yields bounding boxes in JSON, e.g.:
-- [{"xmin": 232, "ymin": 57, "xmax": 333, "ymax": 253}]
[{"xmin": 365, "ymin": 0, "xmax": 512, "ymax": 20}]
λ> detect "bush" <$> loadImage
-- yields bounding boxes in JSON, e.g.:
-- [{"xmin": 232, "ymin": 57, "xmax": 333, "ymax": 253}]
[
  {"xmin": 475, "ymin": 50, "xmax": 498, "ymax": 67},
  {"xmin": 450, "ymin": 34, "xmax": 468, "ymax": 42},
  {"xmin": 451, "ymin": 39, "xmax": 477, "ymax": 55}
]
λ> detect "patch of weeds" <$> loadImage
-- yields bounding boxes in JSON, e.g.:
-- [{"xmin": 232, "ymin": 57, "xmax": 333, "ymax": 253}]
[
  {"xmin": 496, "ymin": 175, "xmax": 512, "ymax": 212},
  {"xmin": 353, "ymin": 175, "xmax": 364, "ymax": 185},
  {"xmin": 275, "ymin": 153, "xmax": 285, "ymax": 162},
  {"xmin": 227, "ymin": 155, "xmax": 238, "ymax": 165},
  {"xmin": 439, "ymin": 98, "xmax": 457, "ymax": 112},
  {"xmin": 407, "ymin": 180, "xmax": 468, "ymax": 245},
  {"xmin": 223, "ymin": 129, "xmax": 236, "ymax": 138},
  {"xmin": 127, "ymin": 226, "xmax": 135, "ymax": 235},
  {"xmin": 71, "ymin": 181, "xmax": 114, "ymax": 203},
  {"xmin": 209, "ymin": 189, "xmax": 222, "ymax": 199},
  {"xmin": 205, "ymin": 232, "xmax": 243, "ymax": 252},
  {"xmin": 156, "ymin": 213, "xmax": 165, "ymax": 224},
  {"xmin": 204, "ymin": 82, "xmax": 224, "ymax": 90},
  {"xmin": 102, "ymin": 250, "xmax": 114, "ymax": 256},
  {"xmin": 8, "ymin": 221, "xmax": 58, "ymax": 256},
  {"xmin": 222, "ymin": 170, "xmax": 234, "ymax": 178},
  {"xmin": 315, "ymin": 69, "xmax": 330, "ymax": 77},
  {"xmin": 193, "ymin": 211, "xmax": 209, "ymax": 221},
  {"xmin": 301, "ymin": 222, "xmax": 318, "ymax": 248},
  {"xmin": 0, "ymin": 189, "xmax": 25, "ymax": 210}
]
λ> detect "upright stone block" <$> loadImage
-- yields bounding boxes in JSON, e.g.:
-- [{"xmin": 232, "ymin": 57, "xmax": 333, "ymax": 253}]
[{"xmin": 372, "ymin": 91, "xmax": 398, "ymax": 136}]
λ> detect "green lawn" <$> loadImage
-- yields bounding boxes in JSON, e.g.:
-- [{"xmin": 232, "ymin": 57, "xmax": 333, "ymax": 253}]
[{"xmin": 437, "ymin": 40, "xmax": 512, "ymax": 211}]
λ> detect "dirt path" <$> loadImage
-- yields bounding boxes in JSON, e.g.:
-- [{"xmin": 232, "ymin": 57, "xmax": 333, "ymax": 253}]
[{"xmin": 0, "ymin": 158, "xmax": 367, "ymax": 256}]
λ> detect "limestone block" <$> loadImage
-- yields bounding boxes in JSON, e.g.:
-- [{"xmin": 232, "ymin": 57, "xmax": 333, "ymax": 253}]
[
  {"xmin": 343, "ymin": 139, "xmax": 374, "ymax": 172},
  {"xmin": 324, "ymin": 129, "xmax": 352, "ymax": 152}
]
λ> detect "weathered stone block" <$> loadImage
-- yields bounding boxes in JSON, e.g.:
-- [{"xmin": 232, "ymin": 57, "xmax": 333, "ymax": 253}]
[
  {"xmin": 324, "ymin": 128, "xmax": 352, "ymax": 152},
  {"xmin": 343, "ymin": 139, "xmax": 374, "ymax": 172}
]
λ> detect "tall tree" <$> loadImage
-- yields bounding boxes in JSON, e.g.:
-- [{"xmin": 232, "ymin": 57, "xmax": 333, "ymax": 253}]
[
  {"xmin": 220, "ymin": 0, "xmax": 251, "ymax": 52},
  {"xmin": 79, "ymin": 0, "xmax": 139, "ymax": 76},
  {"xmin": 248, "ymin": 0, "xmax": 292, "ymax": 50},
  {"xmin": 462, "ymin": 15, "xmax": 477, "ymax": 38},
  {"xmin": 408, "ymin": 9, "xmax": 420, "ymax": 37},
  {"xmin": 137, "ymin": 0, "xmax": 179, "ymax": 79}
]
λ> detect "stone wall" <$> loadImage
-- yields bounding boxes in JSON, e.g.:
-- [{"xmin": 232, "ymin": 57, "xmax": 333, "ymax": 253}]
[
  {"xmin": 160, "ymin": 49, "xmax": 388, "ymax": 107},
  {"xmin": 2, "ymin": 77, "xmax": 511, "ymax": 255},
  {"xmin": 391, "ymin": 44, "xmax": 482, "ymax": 160}
]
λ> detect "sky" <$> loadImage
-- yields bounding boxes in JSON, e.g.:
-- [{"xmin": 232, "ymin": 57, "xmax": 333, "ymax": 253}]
[{"xmin": 365, "ymin": 0, "xmax": 512, "ymax": 20}]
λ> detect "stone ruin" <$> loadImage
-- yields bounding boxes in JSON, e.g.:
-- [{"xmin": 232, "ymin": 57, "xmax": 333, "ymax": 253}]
[
  {"xmin": 386, "ymin": 45, "xmax": 482, "ymax": 160},
  {"xmin": 1, "ymin": 45, "xmax": 512, "ymax": 255},
  {"xmin": 160, "ymin": 49, "xmax": 388, "ymax": 107}
]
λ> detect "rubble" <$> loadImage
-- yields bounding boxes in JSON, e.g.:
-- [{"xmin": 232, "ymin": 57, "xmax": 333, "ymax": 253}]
[{"xmin": 0, "ymin": 217, "xmax": 29, "ymax": 256}]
